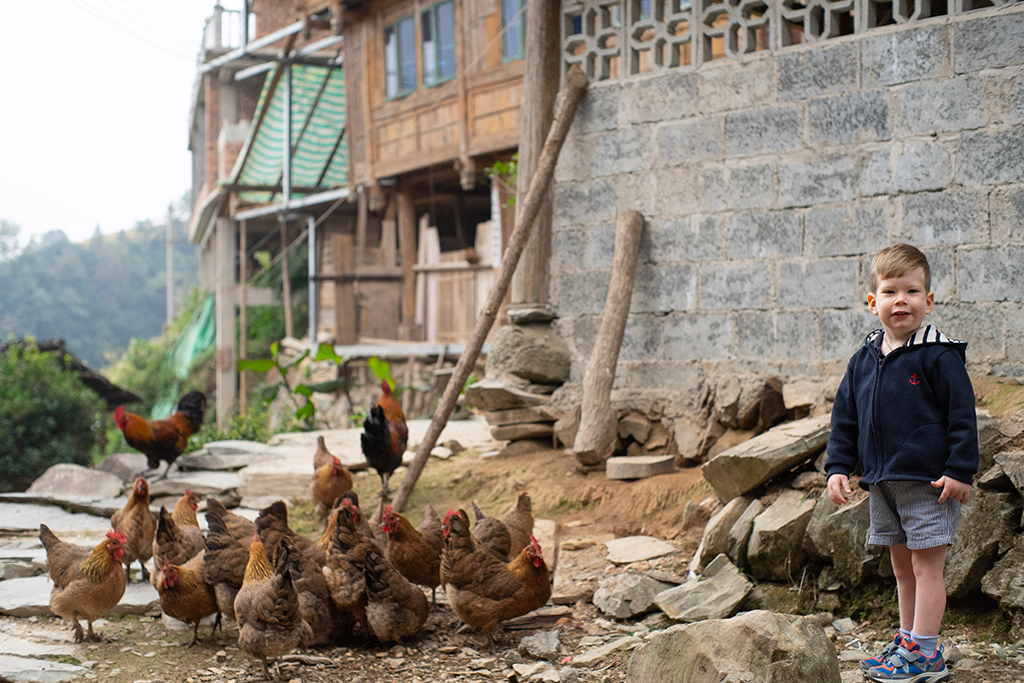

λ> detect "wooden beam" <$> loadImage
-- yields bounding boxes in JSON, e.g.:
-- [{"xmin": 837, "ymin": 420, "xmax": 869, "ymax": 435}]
[
  {"xmin": 281, "ymin": 218, "xmax": 294, "ymax": 339},
  {"xmin": 333, "ymin": 231, "xmax": 357, "ymax": 345},
  {"xmin": 398, "ymin": 185, "xmax": 418, "ymax": 335},
  {"xmin": 392, "ymin": 65, "xmax": 589, "ymax": 512},
  {"xmin": 239, "ymin": 219, "xmax": 248, "ymax": 415},
  {"xmin": 214, "ymin": 217, "xmax": 238, "ymax": 427}
]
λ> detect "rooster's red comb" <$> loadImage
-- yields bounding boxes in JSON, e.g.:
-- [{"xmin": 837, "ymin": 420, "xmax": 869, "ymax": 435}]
[{"xmin": 107, "ymin": 530, "xmax": 127, "ymax": 544}]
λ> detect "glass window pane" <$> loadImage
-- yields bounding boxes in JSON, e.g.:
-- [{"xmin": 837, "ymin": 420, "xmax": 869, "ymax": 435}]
[
  {"xmin": 502, "ymin": 0, "xmax": 524, "ymax": 60},
  {"xmin": 384, "ymin": 25, "xmax": 398, "ymax": 98},
  {"xmin": 438, "ymin": 2, "xmax": 456, "ymax": 80},
  {"xmin": 422, "ymin": 11, "xmax": 437, "ymax": 86},
  {"xmin": 399, "ymin": 17, "xmax": 416, "ymax": 93}
]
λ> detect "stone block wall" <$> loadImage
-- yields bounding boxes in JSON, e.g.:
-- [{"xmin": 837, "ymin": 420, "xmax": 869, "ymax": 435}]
[{"xmin": 552, "ymin": 4, "xmax": 1024, "ymax": 398}]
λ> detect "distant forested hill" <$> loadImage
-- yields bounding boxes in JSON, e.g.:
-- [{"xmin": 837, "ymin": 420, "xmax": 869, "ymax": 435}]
[{"xmin": 0, "ymin": 220, "xmax": 198, "ymax": 369}]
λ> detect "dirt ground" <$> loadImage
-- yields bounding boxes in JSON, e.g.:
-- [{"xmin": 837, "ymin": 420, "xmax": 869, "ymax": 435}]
[{"xmin": 18, "ymin": 428, "xmax": 1024, "ymax": 682}]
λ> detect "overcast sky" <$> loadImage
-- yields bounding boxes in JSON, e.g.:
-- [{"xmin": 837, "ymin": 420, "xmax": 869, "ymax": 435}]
[{"xmin": 0, "ymin": 0, "xmax": 242, "ymax": 247}]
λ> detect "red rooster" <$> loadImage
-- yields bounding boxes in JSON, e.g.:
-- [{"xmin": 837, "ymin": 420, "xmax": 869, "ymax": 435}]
[
  {"xmin": 114, "ymin": 391, "xmax": 206, "ymax": 481},
  {"xmin": 361, "ymin": 380, "xmax": 408, "ymax": 515}
]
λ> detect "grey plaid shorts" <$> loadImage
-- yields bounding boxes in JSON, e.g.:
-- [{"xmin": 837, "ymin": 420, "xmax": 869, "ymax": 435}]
[{"xmin": 868, "ymin": 480, "xmax": 961, "ymax": 549}]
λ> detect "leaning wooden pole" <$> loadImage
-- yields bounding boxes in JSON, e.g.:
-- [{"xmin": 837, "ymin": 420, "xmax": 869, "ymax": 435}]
[
  {"xmin": 572, "ymin": 209, "xmax": 645, "ymax": 466},
  {"xmin": 392, "ymin": 64, "xmax": 589, "ymax": 512}
]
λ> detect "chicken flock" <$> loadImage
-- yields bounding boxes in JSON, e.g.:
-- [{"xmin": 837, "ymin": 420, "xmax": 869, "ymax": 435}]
[{"xmin": 40, "ymin": 385, "xmax": 551, "ymax": 681}]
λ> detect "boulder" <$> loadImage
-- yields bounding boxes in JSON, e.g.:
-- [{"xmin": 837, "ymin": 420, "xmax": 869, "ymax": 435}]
[
  {"xmin": 758, "ymin": 376, "xmax": 788, "ymax": 430},
  {"xmin": 695, "ymin": 496, "xmax": 753, "ymax": 572},
  {"xmin": 747, "ymin": 490, "xmax": 817, "ymax": 582},
  {"xmin": 803, "ymin": 495, "xmax": 880, "ymax": 587},
  {"xmin": 655, "ymin": 554, "xmax": 752, "ymax": 622},
  {"xmin": 465, "ymin": 377, "xmax": 548, "ymax": 412},
  {"xmin": 497, "ymin": 439, "xmax": 555, "ymax": 458},
  {"xmin": 486, "ymin": 323, "xmax": 571, "ymax": 385},
  {"xmin": 672, "ymin": 414, "xmax": 706, "ymax": 466},
  {"xmin": 519, "ymin": 629, "xmax": 561, "ymax": 661},
  {"xmin": 484, "ymin": 407, "xmax": 560, "ymax": 426},
  {"xmin": 553, "ymin": 406, "xmax": 581, "ymax": 449},
  {"xmin": 726, "ymin": 498, "xmax": 763, "ymax": 568},
  {"xmin": 619, "ymin": 412, "xmax": 653, "ymax": 443},
  {"xmin": 176, "ymin": 451, "xmax": 271, "ymax": 471},
  {"xmin": 491, "ymin": 423, "xmax": 555, "ymax": 441},
  {"xmin": 594, "ymin": 573, "xmax": 673, "ymax": 619},
  {"xmin": 93, "ymin": 452, "xmax": 149, "ymax": 483},
  {"xmin": 993, "ymin": 451, "xmax": 1024, "ymax": 496},
  {"xmin": 606, "ymin": 456, "xmax": 676, "ymax": 480},
  {"xmin": 945, "ymin": 490, "xmax": 1021, "ymax": 598},
  {"xmin": 701, "ymin": 415, "xmax": 831, "ymax": 503},
  {"xmin": 27, "ymin": 464, "xmax": 123, "ymax": 499},
  {"xmin": 782, "ymin": 379, "xmax": 831, "ymax": 410},
  {"xmin": 981, "ymin": 533, "xmax": 1024, "ymax": 610},
  {"xmin": 625, "ymin": 610, "xmax": 841, "ymax": 683},
  {"xmin": 573, "ymin": 636, "xmax": 643, "ymax": 667},
  {"xmin": 791, "ymin": 471, "xmax": 826, "ymax": 490},
  {"xmin": 706, "ymin": 428, "xmax": 757, "ymax": 460},
  {"xmin": 977, "ymin": 464, "xmax": 1015, "ymax": 492},
  {"xmin": 606, "ymin": 536, "xmax": 678, "ymax": 565}
]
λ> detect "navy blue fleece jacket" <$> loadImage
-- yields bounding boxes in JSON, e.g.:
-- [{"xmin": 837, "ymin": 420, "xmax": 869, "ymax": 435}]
[{"xmin": 825, "ymin": 325, "xmax": 979, "ymax": 490}]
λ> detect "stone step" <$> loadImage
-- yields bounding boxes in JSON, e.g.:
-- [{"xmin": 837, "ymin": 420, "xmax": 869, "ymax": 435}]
[
  {"xmin": 0, "ymin": 576, "xmax": 159, "ymax": 618},
  {"xmin": 605, "ymin": 455, "xmax": 676, "ymax": 480},
  {"xmin": 0, "ymin": 654, "xmax": 86, "ymax": 682}
]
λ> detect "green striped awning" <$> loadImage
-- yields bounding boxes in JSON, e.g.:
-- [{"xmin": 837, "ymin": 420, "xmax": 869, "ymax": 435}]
[{"xmin": 228, "ymin": 64, "xmax": 348, "ymax": 205}]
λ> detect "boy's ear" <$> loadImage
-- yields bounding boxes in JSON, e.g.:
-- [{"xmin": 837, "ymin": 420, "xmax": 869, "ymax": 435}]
[
  {"xmin": 925, "ymin": 291, "xmax": 934, "ymax": 314},
  {"xmin": 867, "ymin": 292, "xmax": 878, "ymax": 316}
]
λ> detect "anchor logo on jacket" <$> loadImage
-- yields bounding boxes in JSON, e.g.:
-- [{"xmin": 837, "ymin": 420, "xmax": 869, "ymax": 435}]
[{"xmin": 909, "ymin": 373, "xmax": 920, "ymax": 385}]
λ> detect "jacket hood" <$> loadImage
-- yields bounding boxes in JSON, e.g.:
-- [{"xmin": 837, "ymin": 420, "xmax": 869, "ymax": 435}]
[{"xmin": 865, "ymin": 325, "xmax": 968, "ymax": 361}]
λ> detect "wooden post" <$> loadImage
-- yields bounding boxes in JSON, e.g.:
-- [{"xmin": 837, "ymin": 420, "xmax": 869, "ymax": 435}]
[
  {"xmin": 398, "ymin": 186, "xmax": 417, "ymax": 337},
  {"xmin": 281, "ymin": 218, "xmax": 294, "ymax": 339},
  {"xmin": 355, "ymin": 187, "xmax": 368, "ymax": 268},
  {"xmin": 239, "ymin": 219, "xmax": 248, "ymax": 414},
  {"xmin": 333, "ymin": 232, "xmax": 357, "ymax": 345},
  {"xmin": 572, "ymin": 210, "xmax": 645, "ymax": 467},
  {"xmin": 510, "ymin": 0, "xmax": 561, "ymax": 307},
  {"xmin": 166, "ymin": 204, "xmax": 175, "ymax": 326},
  {"xmin": 392, "ymin": 65, "xmax": 589, "ymax": 512},
  {"xmin": 214, "ymin": 217, "xmax": 238, "ymax": 427}
]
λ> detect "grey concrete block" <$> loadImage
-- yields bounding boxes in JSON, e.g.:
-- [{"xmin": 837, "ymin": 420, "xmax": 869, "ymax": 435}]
[
  {"xmin": 620, "ymin": 70, "xmax": 700, "ymax": 124},
  {"xmin": 957, "ymin": 127, "xmax": 1024, "ymax": 186},
  {"xmin": 650, "ymin": 215, "xmax": 723, "ymax": 263},
  {"xmin": 699, "ymin": 57, "xmax": 776, "ymax": 114},
  {"xmin": 920, "ymin": 246, "xmax": 955, "ymax": 303},
  {"xmin": 806, "ymin": 200, "xmax": 890, "ymax": 258},
  {"xmin": 900, "ymin": 192, "xmax": 987, "ymax": 246},
  {"xmin": 820, "ymin": 309, "xmax": 877, "ymax": 362},
  {"xmin": 555, "ymin": 134, "xmax": 594, "ymax": 184},
  {"xmin": 861, "ymin": 25, "xmax": 950, "ymax": 87},
  {"xmin": 930, "ymin": 303, "xmax": 1004, "ymax": 361},
  {"xmin": 632, "ymin": 263, "xmax": 697, "ymax": 313},
  {"xmin": 727, "ymin": 163, "xmax": 776, "ymax": 210},
  {"xmin": 1006, "ymin": 307, "xmax": 1024, "ymax": 365},
  {"xmin": 953, "ymin": 13, "xmax": 1024, "ymax": 74},
  {"xmin": 591, "ymin": 126, "xmax": 653, "ymax": 178},
  {"xmin": 624, "ymin": 362, "xmax": 705, "ymax": 392},
  {"xmin": 570, "ymin": 315, "xmax": 600, "ymax": 358},
  {"xmin": 726, "ymin": 105, "xmax": 802, "ymax": 157},
  {"xmin": 703, "ymin": 168, "xmax": 728, "ymax": 212},
  {"xmin": 700, "ymin": 262, "xmax": 773, "ymax": 310},
  {"xmin": 779, "ymin": 41, "xmax": 859, "ymax": 101},
  {"xmin": 558, "ymin": 271, "xmax": 611, "ymax": 316},
  {"xmin": 728, "ymin": 210, "xmax": 803, "ymax": 259},
  {"xmin": 896, "ymin": 76, "xmax": 984, "ymax": 134},
  {"xmin": 570, "ymin": 84, "xmax": 621, "ymax": 135},
  {"xmin": 736, "ymin": 311, "xmax": 777, "ymax": 358},
  {"xmin": 776, "ymin": 312, "xmax": 819, "ymax": 361},
  {"xmin": 554, "ymin": 178, "xmax": 617, "ymax": 227},
  {"xmin": 620, "ymin": 316, "xmax": 663, "ymax": 361},
  {"xmin": 1012, "ymin": 72, "xmax": 1024, "ymax": 125},
  {"xmin": 616, "ymin": 172, "xmax": 658, "ymax": 217},
  {"xmin": 861, "ymin": 146, "xmax": 893, "ymax": 197},
  {"xmin": 656, "ymin": 117, "xmax": 725, "ymax": 165},
  {"xmin": 552, "ymin": 229, "xmax": 585, "ymax": 272},
  {"xmin": 808, "ymin": 91, "xmax": 890, "ymax": 145},
  {"xmin": 779, "ymin": 155, "xmax": 859, "ymax": 207},
  {"xmin": 991, "ymin": 185, "xmax": 1024, "ymax": 244},
  {"xmin": 584, "ymin": 223, "xmax": 616, "ymax": 269},
  {"xmin": 655, "ymin": 167, "xmax": 702, "ymax": 216},
  {"xmin": 664, "ymin": 313, "xmax": 736, "ymax": 360},
  {"xmin": 606, "ymin": 456, "xmax": 676, "ymax": 480},
  {"xmin": 780, "ymin": 259, "xmax": 861, "ymax": 309},
  {"xmin": 957, "ymin": 247, "xmax": 1024, "ymax": 303},
  {"xmin": 896, "ymin": 141, "xmax": 952, "ymax": 192}
]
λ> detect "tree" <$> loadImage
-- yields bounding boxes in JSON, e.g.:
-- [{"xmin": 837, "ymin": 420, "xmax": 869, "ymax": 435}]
[{"xmin": 0, "ymin": 220, "xmax": 19, "ymax": 261}]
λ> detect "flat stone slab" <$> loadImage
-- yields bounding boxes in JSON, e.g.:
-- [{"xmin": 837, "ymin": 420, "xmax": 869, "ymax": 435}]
[
  {"xmin": 0, "ymin": 576, "xmax": 159, "ymax": 618},
  {"xmin": 491, "ymin": 423, "xmax": 555, "ymax": 441},
  {"xmin": 655, "ymin": 554, "xmax": 753, "ymax": 622},
  {"xmin": 203, "ymin": 440, "xmax": 273, "ymax": 455},
  {"xmin": 148, "ymin": 471, "xmax": 242, "ymax": 499},
  {"xmin": 93, "ymin": 452, "xmax": 148, "ymax": 483},
  {"xmin": 0, "ymin": 633, "xmax": 79, "ymax": 657},
  {"xmin": 605, "ymin": 536, "xmax": 678, "ymax": 565},
  {"xmin": 702, "ymin": 414, "xmax": 831, "ymax": 503},
  {"xmin": 0, "ymin": 654, "xmax": 86, "ymax": 682},
  {"xmin": 552, "ymin": 539, "xmax": 610, "ymax": 604},
  {"xmin": 176, "ymin": 451, "xmax": 272, "ymax": 471},
  {"xmin": 26, "ymin": 464, "xmax": 123, "ymax": 500},
  {"xmin": 0, "ymin": 494, "xmax": 126, "ymax": 519},
  {"xmin": 606, "ymin": 456, "xmax": 676, "ymax": 480},
  {"xmin": 484, "ymin": 407, "xmax": 560, "ymax": 426},
  {"xmin": 463, "ymin": 378, "xmax": 549, "ymax": 411},
  {"xmin": 0, "ymin": 503, "xmax": 113, "ymax": 535},
  {"xmin": 571, "ymin": 635, "xmax": 642, "ymax": 666}
]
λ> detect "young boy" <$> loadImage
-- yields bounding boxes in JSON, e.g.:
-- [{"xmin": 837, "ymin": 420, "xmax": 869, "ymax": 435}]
[{"xmin": 826, "ymin": 244, "xmax": 978, "ymax": 683}]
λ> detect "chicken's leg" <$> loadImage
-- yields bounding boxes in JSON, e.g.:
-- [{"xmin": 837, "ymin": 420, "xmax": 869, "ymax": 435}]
[
  {"xmin": 211, "ymin": 612, "xmax": 223, "ymax": 636},
  {"xmin": 85, "ymin": 620, "xmax": 102, "ymax": 642},
  {"xmin": 139, "ymin": 559, "xmax": 150, "ymax": 583},
  {"xmin": 186, "ymin": 622, "xmax": 201, "ymax": 648},
  {"xmin": 71, "ymin": 619, "xmax": 85, "ymax": 644}
]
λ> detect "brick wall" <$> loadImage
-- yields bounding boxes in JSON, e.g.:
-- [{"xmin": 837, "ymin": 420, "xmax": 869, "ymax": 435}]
[{"xmin": 551, "ymin": 7, "xmax": 1024, "ymax": 397}]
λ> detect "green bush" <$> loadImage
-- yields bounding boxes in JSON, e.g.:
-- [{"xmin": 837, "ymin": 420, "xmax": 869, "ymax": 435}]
[
  {"xmin": 186, "ymin": 405, "xmax": 272, "ymax": 453},
  {"xmin": 0, "ymin": 342, "xmax": 104, "ymax": 491}
]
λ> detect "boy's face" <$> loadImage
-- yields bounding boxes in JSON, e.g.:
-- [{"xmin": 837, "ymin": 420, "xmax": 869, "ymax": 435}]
[{"xmin": 868, "ymin": 266, "xmax": 934, "ymax": 340}]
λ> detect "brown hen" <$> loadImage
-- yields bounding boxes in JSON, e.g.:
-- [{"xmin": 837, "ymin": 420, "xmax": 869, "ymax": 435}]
[
  {"xmin": 110, "ymin": 476, "xmax": 157, "ymax": 582},
  {"xmin": 157, "ymin": 552, "xmax": 220, "ymax": 647}
]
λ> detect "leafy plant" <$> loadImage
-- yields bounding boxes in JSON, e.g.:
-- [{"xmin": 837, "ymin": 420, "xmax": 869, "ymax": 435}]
[
  {"xmin": 238, "ymin": 341, "xmax": 351, "ymax": 426},
  {"xmin": 0, "ymin": 339, "xmax": 104, "ymax": 491},
  {"xmin": 186, "ymin": 405, "xmax": 272, "ymax": 453},
  {"xmin": 485, "ymin": 153, "xmax": 518, "ymax": 207}
]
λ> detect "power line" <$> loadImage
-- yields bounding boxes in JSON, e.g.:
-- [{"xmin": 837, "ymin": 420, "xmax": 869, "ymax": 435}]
[
  {"xmin": 92, "ymin": 0, "xmax": 199, "ymax": 51},
  {"xmin": 65, "ymin": 0, "xmax": 196, "ymax": 62}
]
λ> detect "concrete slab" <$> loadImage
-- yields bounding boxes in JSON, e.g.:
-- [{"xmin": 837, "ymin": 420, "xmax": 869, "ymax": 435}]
[
  {"xmin": 176, "ymin": 451, "xmax": 273, "ymax": 471},
  {"xmin": 0, "ymin": 576, "xmax": 159, "ymax": 618},
  {"xmin": 0, "ymin": 654, "xmax": 86, "ymax": 682},
  {"xmin": 605, "ymin": 455, "xmax": 676, "ymax": 480},
  {"xmin": 0, "ymin": 633, "xmax": 79, "ymax": 657},
  {"xmin": 203, "ymin": 440, "xmax": 273, "ymax": 455},
  {"xmin": 26, "ymin": 464, "xmax": 123, "ymax": 500},
  {"xmin": 0, "ymin": 504, "xmax": 113, "ymax": 535},
  {"xmin": 605, "ymin": 536, "xmax": 679, "ymax": 565},
  {"xmin": 147, "ymin": 471, "xmax": 242, "ymax": 499},
  {"xmin": 0, "ymin": 493, "xmax": 125, "ymax": 518}
]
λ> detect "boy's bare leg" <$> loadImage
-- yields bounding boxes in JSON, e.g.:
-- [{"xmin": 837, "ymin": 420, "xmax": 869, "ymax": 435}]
[
  {"xmin": 909, "ymin": 545, "xmax": 948, "ymax": 638},
  {"xmin": 890, "ymin": 544, "xmax": 916, "ymax": 633}
]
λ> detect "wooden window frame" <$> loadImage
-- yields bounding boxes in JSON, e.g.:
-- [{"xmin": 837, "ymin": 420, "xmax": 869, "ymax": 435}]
[
  {"xmin": 421, "ymin": 0, "xmax": 457, "ymax": 88},
  {"xmin": 384, "ymin": 14, "xmax": 417, "ymax": 100},
  {"xmin": 500, "ymin": 0, "xmax": 526, "ymax": 62}
]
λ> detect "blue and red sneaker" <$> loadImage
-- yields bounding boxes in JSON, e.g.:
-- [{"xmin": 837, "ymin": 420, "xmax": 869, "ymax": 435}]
[
  {"xmin": 867, "ymin": 639, "xmax": 949, "ymax": 683},
  {"xmin": 860, "ymin": 631, "xmax": 903, "ymax": 671}
]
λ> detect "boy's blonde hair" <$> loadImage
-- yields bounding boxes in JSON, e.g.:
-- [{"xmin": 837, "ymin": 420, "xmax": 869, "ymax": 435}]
[{"xmin": 870, "ymin": 243, "xmax": 931, "ymax": 294}]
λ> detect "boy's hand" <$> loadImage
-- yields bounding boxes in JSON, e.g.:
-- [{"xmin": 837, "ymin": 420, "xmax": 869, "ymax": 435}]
[
  {"xmin": 827, "ymin": 474, "xmax": 852, "ymax": 505},
  {"xmin": 931, "ymin": 476, "xmax": 971, "ymax": 504}
]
